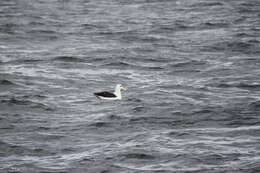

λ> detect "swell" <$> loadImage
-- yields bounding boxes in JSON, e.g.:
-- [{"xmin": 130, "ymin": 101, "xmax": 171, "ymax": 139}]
[
  {"xmin": 248, "ymin": 100, "xmax": 260, "ymax": 111},
  {"xmin": 28, "ymin": 29, "xmax": 57, "ymax": 34},
  {"xmin": 100, "ymin": 61, "xmax": 164, "ymax": 71},
  {"xmin": 119, "ymin": 152, "xmax": 155, "ymax": 160},
  {"xmin": 237, "ymin": 2, "xmax": 260, "ymax": 13},
  {"xmin": 199, "ymin": 22, "xmax": 229, "ymax": 29},
  {"xmin": 128, "ymin": 102, "xmax": 260, "ymax": 129},
  {"xmin": 151, "ymin": 21, "xmax": 193, "ymax": 34},
  {"xmin": 101, "ymin": 62, "xmax": 133, "ymax": 68},
  {"xmin": 169, "ymin": 60, "xmax": 207, "ymax": 68},
  {"xmin": 0, "ymin": 79, "xmax": 18, "ymax": 86},
  {"xmin": 152, "ymin": 20, "xmax": 229, "ymax": 35},
  {"xmin": 27, "ymin": 29, "xmax": 61, "ymax": 40},
  {"xmin": 96, "ymin": 29, "xmax": 173, "ymax": 45},
  {"xmin": 167, "ymin": 60, "xmax": 208, "ymax": 74},
  {"xmin": 214, "ymin": 82, "xmax": 260, "ymax": 91},
  {"xmin": 2, "ymin": 59, "xmax": 45, "ymax": 65},
  {"xmin": 0, "ymin": 140, "xmax": 54, "ymax": 157},
  {"xmin": 0, "ymin": 97, "xmax": 53, "ymax": 111},
  {"xmin": 120, "ymin": 34, "xmax": 171, "ymax": 44},
  {"xmin": 0, "ymin": 23, "xmax": 19, "ymax": 34},
  {"xmin": 190, "ymin": 2, "xmax": 224, "ymax": 7},
  {"xmin": 129, "ymin": 116, "xmax": 185, "ymax": 128},
  {"xmin": 203, "ymin": 40, "xmax": 260, "ymax": 54},
  {"xmin": 52, "ymin": 56, "xmax": 86, "ymax": 63},
  {"xmin": 5, "ymin": 56, "xmax": 88, "ymax": 64}
]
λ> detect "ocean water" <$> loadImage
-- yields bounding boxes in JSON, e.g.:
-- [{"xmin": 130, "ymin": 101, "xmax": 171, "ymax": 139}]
[{"xmin": 0, "ymin": 0, "xmax": 260, "ymax": 172}]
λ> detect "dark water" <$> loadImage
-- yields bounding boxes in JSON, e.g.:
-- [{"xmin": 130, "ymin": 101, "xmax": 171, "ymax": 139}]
[{"xmin": 1, "ymin": 0, "xmax": 260, "ymax": 172}]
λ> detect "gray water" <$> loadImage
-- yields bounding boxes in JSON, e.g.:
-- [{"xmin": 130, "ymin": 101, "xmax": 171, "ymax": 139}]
[{"xmin": 1, "ymin": 0, "xmax": 260, "ymax": 172}]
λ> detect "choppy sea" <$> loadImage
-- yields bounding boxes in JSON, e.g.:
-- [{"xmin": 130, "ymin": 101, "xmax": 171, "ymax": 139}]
[{"xmin": 1, "ymin": 0, "xmax": 260, "ymax": 172}]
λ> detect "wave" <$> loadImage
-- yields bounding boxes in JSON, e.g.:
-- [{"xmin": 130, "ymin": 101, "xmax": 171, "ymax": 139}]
[
  {"xmin": 152, "ymin": 22, "xmax": 192, "ymax": 34},
  {"xmin": 23, "ymin": 94, "xmax": 47, "ymax": 99},
  {"xmin": 170, "ymin": 60, "xmax": 207, "ymax": 68},
  {"xmin": 116, "ymin": 31, "xmax": 171, "ymax": 44},
  {"xmin": 200, "ymin": 22, "xmax": 229, "ymax": 29},
  {"xmin": 119, "ymin": 152, "xmax": 155, "ymax": 160},
  {"xmin": 1, "ymin": 97, "xmax": 33, "ymax": 105},
  {"xmin": 86, "ymin": 57, "xmax": 106, "ymax": 63},
  {"xmin": 36, "ymin": 133, "xmax": 65, "ymax": 141},
  {"xmin": 155, "ymin": 21, "xmax": 230, "ymax": 34},
  {"xmin": 190, "ymin": 2, "xmax": 224, "ymax": 7},
  {"xmin": 101, "ymin": 62, "xmax": 132, "ymax": 67},
  {"xmin": 227, "ymin": 118, "xmax": 260, "ymax": 127},
  {"xmin": 239, "ymin": 161, "xmax": 260, "ymax": 173},
  {"xmin": 81, "ymin": 23, "xmax": 106, "ymax": 30},
  {"xmin": 127, "ymin": 98, "xmax": 142, "ymax": 102},
  {"xmin": 106, "ymin": 114, "xmax": 123, "ymax": 120},
  {"xmin": 203, "ymin": 41, "xmax": 258, "ymax": 54},
  {"xmin": 236, "ymin": 83, "xmax": 260, "ymax": 91},
  {"xmin": 248, "ymin": 100, "xmax": 260, "ymax": 111},
  {"xmin": 119, "ymin": 55, "xmax": 169, "ymax": 63},
  {"xmin": 129, "ymin": 116, "xmax": 178, "ymax": 127},
  {"xmin": 19, "ymin": 59, "xmax": 44, "ymax": 63},
  {"xmin": 0, "ymin": 79, "xmax": 17, "ymax": 86},
  {"xmin": 28, "ymin": 21, "xmax": 45, "ymax": 26},
  {"xmin": 238, "ymin": 2, "xmax": 258, "ymax": 7},
  {"xmin": 29, "ymin": 29, "xmax": 57, "ymax": 34},
  {"xmin": 215, "ymin": 82, "xmax": 260, "ymax": 91},
  {"xmin": 89, "ymin": 121, "xmax": 110, "ymax": 128},
  {"xmin": 167, "ymin": 60, "xmax": 207, "ymax": 74},
  {"xmin": 52, "ymin": 56, "xmax": 86, "ymax": 62},
  {"xmin": 132, "ymin": 106, "xmax": 147, "ymax": 113},
  {"xmin": 237, "ymin": 2, "xmax": 260, "ymax": 13},
  {"xmin": 234, "ymin": 32, "xmax": 253, "ymax": 38},
  {"xmin": 0, "ymin": 140, "xmax": 52, "ymax": 157},
  {"xmin": 100, "ymin": 61, "xmax": 165, "ymax": 71},
  {"xmin": 26, "ymin": 29, "xmax": 60, "ymax": 40},
  {"xmin": 248, "ymin": 39, "xmax": 260, "ymax": 44},
  {"xmin": 2, "ymin": 58, "xmax": 45, "ymax": 65},
  {"xmin": 0, "ymin": 23, "xmax": 19, "ymax": 34},
  {"xmin": 148, "ymin": 66, "xmax": 164, "ymax": 70},
  {"xmin": 0, "ymin": 97, "xmax": 53, "ymax": 111},
  {"xmin": 0, "ymin": 140, "xmax": 28, "ymax": 157},
  {"xmin": 222, "ymin": 103, "xmax": 260, "ymax": 126}
]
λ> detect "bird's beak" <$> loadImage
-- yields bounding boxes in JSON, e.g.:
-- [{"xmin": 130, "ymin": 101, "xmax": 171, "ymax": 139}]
[{"xmin": 121, "ymin": 87, "xmax": 127, "ymax": 91}]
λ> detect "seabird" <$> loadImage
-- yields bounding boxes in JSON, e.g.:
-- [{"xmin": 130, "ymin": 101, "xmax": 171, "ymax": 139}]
[{"xmin": 94, "ymin": 84, "xmax": 127, "ymax": 100}]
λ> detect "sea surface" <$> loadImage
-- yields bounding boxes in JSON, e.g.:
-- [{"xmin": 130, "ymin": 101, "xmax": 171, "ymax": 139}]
[{"xmin": 0, "ymin": 0, "xmax": 260, "ymax": 172}]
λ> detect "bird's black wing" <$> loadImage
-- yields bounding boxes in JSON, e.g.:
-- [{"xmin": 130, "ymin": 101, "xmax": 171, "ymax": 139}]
[{"xmin": 94, "ymin": 91, "xmax": 116, "ymax": 97}]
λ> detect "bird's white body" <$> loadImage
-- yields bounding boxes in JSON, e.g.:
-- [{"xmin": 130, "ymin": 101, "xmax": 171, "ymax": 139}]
[
  {"xmin": 96, "ymin": 96, "xmax": 120, "ymax": 100},
  {"xmin": 94, "ymin": 84, "xmax": 127, "ymax": 100}
]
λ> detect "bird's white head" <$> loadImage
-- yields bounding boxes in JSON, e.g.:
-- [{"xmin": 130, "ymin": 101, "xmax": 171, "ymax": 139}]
[
  {"xmin": 114, "ymin": 84, "xmax": 127, "ymax": 100},
  {"xmin": 116, "ymin": 84, "xmax": 127, "ymax": 91}
]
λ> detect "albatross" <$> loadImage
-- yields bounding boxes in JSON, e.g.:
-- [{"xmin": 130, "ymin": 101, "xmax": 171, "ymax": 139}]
[{"xmin": 94, "ymin": 84, "xmax": 127, "ymax": 100}]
